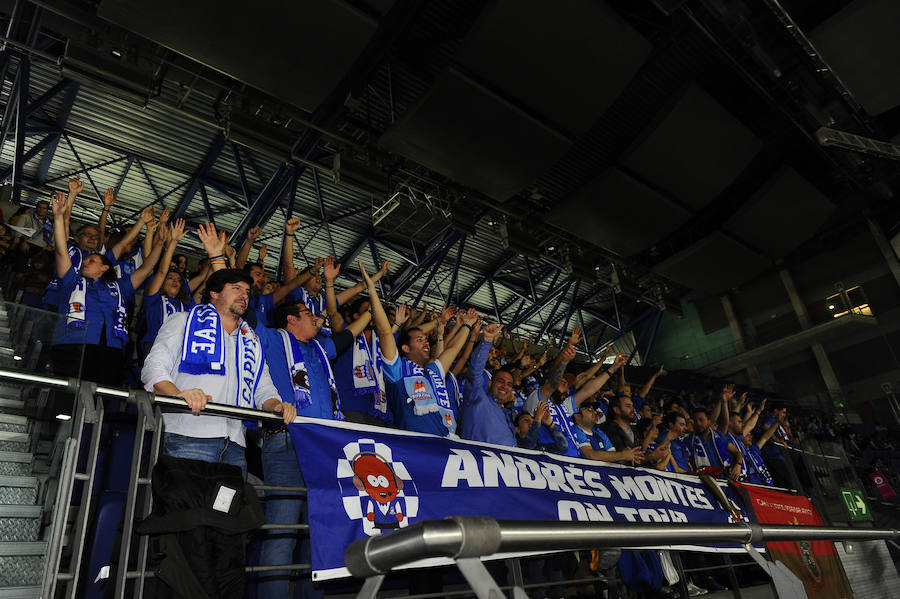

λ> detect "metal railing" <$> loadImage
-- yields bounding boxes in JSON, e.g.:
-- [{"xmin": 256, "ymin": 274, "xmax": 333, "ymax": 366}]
[
  {"xmin": 345, "ymin": 516, "xmax": 900, "ymax": 599},
  {"xmin": 0, "ymin": 367, "xmax": 286, "ymax": 598}
]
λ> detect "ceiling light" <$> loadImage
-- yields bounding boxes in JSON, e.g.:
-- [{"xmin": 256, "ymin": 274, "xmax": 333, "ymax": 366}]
[
  {"xmin": 110, "ymin": 49, "xmax": 122, "ymax": 58},
  {"xmin": 56, "ymin": 413, "xmax": 71, "ymax": 421},
  {"xmin": 12, "ymin": 355, "xmax": 21, "ymax": 361},
  {"xmin": 547, "ymin": 246, "xmax": 555, "ymax": 251},
  {"xmin": 828, "ymin": 304, "xmax": 835, "ymax": 310}
]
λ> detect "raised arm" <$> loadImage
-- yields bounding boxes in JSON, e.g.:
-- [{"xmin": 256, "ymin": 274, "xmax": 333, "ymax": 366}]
[
  {"xmin": 573, "ymin": 353, "xmax": 627, "ymax": 406},
  {"xmin": 197, "ymin": 222, "xmax": 228, "ymax": 271},
  {"xmin": 742, "ymin": 398, "xmax": 767, "ymax": 436},
  {"xmin": 281, "ymin": 218, "xmax": 300, "ymax": 281},
  {"xmin": 639, "ymin": 365, "xmax": 666, "ymax": 398},
  {"xmin": 147, "ymin": 219, "xmax": 186, "ymax": 297},
  {"xmin": 539, "ymin": 343, "xmax": 576, "ymax": 398},
  {"xmin": 360, "ymin": 259, "xmax": 397, "ymax": 362},
  {"xmin": 336, "ymin": 260, "xmax": 389, "ymax": 305},
  {"xmin": 130, "ymin": 223, "xmax": 166, "ymax": 289},
  {"xmin": 465, "ymin": 322, "xmax": 497, "ymax": 384},
  {"xmin": 236, "ymin": 226, "xmax": 260, "ymax": 269},
  {"xmin": 187, "ymin": 262, "xmax": 212, "ymax": 295},
  {"xmin": 391, "ymin": 304, "xmax": 409, "ymax": 334},
  {"xmin": 575, "ymin": 347, "xmax": 609, "ymax": 390},
  {"xmin": 323, "ymin": 256, "xmax": 346, "ymax": 331},
  {"xmin": 51, "ymin": 192, "xmax": 71, "ymax": 278},
  {"xmin": 715, "ymin": 384, "xmax": 735, "ymax": 432},
  {"xmin": 143, "ymin": 207, "xmax": 168, "ymax": 259},
  {"xmin": 451, "ymin": 318, "xmax": 481, "ymax": 377},
  {"xmin": 754, "ymin": 409, "xmax": 784, "ymax": 449},
  {"xmin": 111, "ymin": 206, "xmax": 153, "ymax": 260},
  {"xmin": 62, "ymin": 176, "xmax": 84, "ymax": 239},
  {"xmin": 345, "ymin": 310, "xmax": 372, "ymax": 338},
  {"xmin": 435, "ymin": 308, "xmax": 478, "ymax": 374},
  {"xmin": 98, "ymin": 187, "xmax": 116, "ymax": 244}
]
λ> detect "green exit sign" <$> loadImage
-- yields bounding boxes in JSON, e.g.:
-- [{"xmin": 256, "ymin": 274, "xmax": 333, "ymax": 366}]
[{"xmin": 840, "ymin": 488, "xmax": 872, "ymax": 521}]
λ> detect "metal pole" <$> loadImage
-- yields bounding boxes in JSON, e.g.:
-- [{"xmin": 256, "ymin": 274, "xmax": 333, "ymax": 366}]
[{"xmin": 344, "ymin": 517, "xmax": 900, "ymax": 578}]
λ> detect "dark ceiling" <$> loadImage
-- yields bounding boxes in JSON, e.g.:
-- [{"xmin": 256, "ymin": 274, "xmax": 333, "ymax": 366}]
[{"xmin": 1, "ymin": 0, "xmax": 899, "ymax": 357}]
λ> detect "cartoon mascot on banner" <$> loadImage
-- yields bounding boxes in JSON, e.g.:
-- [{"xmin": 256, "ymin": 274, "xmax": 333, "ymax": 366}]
[{"xmin": 339, "ymin": 439, "xmax": 418, "ymax": 536}]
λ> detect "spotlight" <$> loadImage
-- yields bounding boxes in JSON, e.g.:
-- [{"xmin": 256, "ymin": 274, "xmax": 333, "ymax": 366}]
[
  {"xmin": 828, "ymin": 304, "xmax": 835, "ymax": 310},
  {"xmin": 12, "ymin": 355, "xmax": 21, "ymax": 361},
  {"xmin": 56, "ymin": 413, "xmax": 72, "ymax": 421}
]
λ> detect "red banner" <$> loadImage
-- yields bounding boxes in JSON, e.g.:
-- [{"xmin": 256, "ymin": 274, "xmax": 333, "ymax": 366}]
[
  {"xmin": 869, "ymin": 471, "xmax": 896, "ymax": 500},
  {"xmin": 734, "ymin": 483, "xmax": 854, "ymax": 599}
]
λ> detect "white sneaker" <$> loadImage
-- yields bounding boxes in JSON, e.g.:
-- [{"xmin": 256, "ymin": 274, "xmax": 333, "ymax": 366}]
[{"xmin": 687, "ymin": 581, "xmax": 709, "ymax": 596}]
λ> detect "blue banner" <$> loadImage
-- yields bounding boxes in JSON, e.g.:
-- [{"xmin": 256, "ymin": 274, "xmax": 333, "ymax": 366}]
[{"xmin": 289, "ymin": 418, "xmax": 755, "ymax": 581}]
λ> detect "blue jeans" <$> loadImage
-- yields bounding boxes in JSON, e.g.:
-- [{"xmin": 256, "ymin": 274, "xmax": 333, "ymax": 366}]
[
  {"xmin": 257, "ymin": 430, "xmax": 321, "ymax": 599},
  {"xmin": 162, "ymin": 433, "xmax": 247, "ymax": 479}
]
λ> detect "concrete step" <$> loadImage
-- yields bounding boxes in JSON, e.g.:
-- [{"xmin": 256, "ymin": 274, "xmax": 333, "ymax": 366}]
[
  {"xmin": 0, "ymin": 416, "xmax": 27, "ymax": 435},
  {"xmin": 0, "ymin": 505, "xmax": 40, "ymax": 542},
  {"xmin": 0, "ymin": 399, "xmax": 24, "ymax": 411}
]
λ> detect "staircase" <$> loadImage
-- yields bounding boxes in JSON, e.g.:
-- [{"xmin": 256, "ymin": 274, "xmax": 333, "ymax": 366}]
[
  {"xmin": 0, "ymin": 299, "xmax": 52, "ymax": 598},
  {"xmin": 0, "ymin": 407, "xmax": 45, "ymax": 597}
]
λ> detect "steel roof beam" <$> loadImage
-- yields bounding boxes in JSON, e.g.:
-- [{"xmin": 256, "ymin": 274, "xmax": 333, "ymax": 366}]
[
  {"xmin": 460, "ymin": 252, "xmax": 516, "ymax": 305},
  {"xmin": 173, "ymin": 132, "xmax": 226, "ymax": 219}
]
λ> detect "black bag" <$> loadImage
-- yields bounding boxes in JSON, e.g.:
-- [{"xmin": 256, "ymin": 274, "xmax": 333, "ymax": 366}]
[{"xmin": 135, "ymin": 455, "xmax": 265, "ymax": 599}]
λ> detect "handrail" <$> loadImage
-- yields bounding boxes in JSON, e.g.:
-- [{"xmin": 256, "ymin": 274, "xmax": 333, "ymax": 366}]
[
  {"xmin": 0, "ymin": 367, "xmax": 284, "ymax": 422},
  {"xmin": 344, "ymin": 516, "xmax": 900, "ymax": 578}
]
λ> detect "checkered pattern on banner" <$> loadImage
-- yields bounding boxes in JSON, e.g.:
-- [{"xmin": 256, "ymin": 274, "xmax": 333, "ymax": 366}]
[{"xmin": 336, "ymin": 438, "xmax": 418, "ymax": 528}]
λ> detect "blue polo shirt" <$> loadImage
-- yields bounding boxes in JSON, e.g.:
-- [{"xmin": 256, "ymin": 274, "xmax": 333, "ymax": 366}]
[
  {"xmin": 52, "ymin": 266, "xmax": 135, "ymax": 348},
  {"xmin": 460, "ymin": 341, "xmax": 517, "ymax": 447},
  {"xmin": 383, "ymin": 354, "xmax": 457, "ymax": 437},
  {"xmin": 653, "ymin": 430, "xmax": 692, "ymax": 472},
  {"xmin": 44, "ymin": 245, "xmax": 116, "ymax": 310},
  {"xmin": 256, "ymin": 326, "xmax": 337, "ymax": 420}
]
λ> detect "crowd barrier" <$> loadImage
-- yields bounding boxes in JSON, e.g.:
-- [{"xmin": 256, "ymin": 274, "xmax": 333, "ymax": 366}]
[{"xmin": 1, "ymin": 366, "xmax": 898, "ymax": 599}]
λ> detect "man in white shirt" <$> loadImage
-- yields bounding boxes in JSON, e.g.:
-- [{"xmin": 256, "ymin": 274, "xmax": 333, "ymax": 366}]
[{"xmin": 142, "ymin": 253, "xmax": 295, "ymax": 478}]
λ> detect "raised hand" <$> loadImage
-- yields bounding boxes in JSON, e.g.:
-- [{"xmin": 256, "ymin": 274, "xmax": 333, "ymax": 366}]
[
  {"xmin": 170, "ymin": 218, "xmax": 187, "ymax": 242},
  {"xmin": 394, "ymin": 304, "xmax": 410, "ymax": 326},
  {"xmin": 482, "ymin": 323, "xmax": 501, "ymax": 343},
  {"xmin": 568, "ymin": 326, "xmax": 583, "ymax": 347},
  {"xmin": 314, "ymin": 256, "xmax": 325, "ymax": 272},
  {"xmin": 378, "ymin": 260, "xmax": 390, "ymax": 275},
  {"xmin": 722, "ymin": 383, "xmax": 736, "ymax": 402},
  {"xmin": 198, "ymin": 222, "xmax": 226, "ymax": 257},
  {"xmin": 51, "ymin": 191, "xmax": 66, "ymax": 216},
  {"xmin": 358, "ymin": 259, "xmax": 373, "ymax": 287},
  {"xmin": 68, "ymin": 175, "xmax": 84, "ymax": 196},
  {"xmin": 323, "ymin": 255, "xmax": 341, "ymax": 282},
  {"xmin": 657, "ymin": 365, "xmax": 667, "ymax": 377},
  {"xmin": 560, "ymin": 344, "xmax": 577, "ymax": 363},
  {"xmin": 471, "ymin": 317, "xmax": 483, "ymax": 336},
  {"xmin": 536, "ymin": 351, "xmax": 548, "ymax": 368},
  {"xmin": 258, "ymin": 244, "xmax": 268, "ymax": 262},
  {"xmin": 140, "ymin": 206, "xmax": 156, "ymax": 226},
  {"xmin": 440, "ymin": 305, "xmax": 457, "ymax": 324},
  {"xmin": 247, "ymin": 226, "xmax": 262, "ymax": 242},
  {"xmin": 158, "ymin": 207, "xmax": 171, "ymax": 230},
  {"xmin": 155, "ymin": 220, "xmax": 169, "ymax": 244},
  {"xmin": 611, "ymin": 352, "xmax": 627, "ymax": 371},
  {"xmin": 285, "ymin": 217, "xmax": 301, "ymax": 234},
  {"xmin": 459, "ymin": 307, "xmax": 479, "ymax": 326},
  {"xmin": 103, "ymin": 187, "xmax": 116, "ymax": 208}
]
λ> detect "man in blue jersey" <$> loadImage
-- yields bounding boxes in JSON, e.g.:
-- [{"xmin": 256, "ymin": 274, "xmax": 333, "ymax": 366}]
[
  {"xmin": 361, "ymin": 260, "xmax": 477, "ymax": 437},
  {"xmin": 687, "ymin": 406, "xmax": 743, "ymax": 480},
  {"xmin": 460, "ymin": 323, "xmax": 519, "ymax": 446},
  {"xmin": 572, "ymin": 401, "xmax": 642, "ymax": 464}
]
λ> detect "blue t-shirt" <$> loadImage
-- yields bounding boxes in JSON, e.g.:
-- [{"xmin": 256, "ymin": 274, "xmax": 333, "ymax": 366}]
[
  {"xmin": 256, "ymin": 326, "xmax": 337, "ymax": 420},
  {"xmin": 141, "ymin": 290, "xmax": 192, "ymax": 346},
  {"xmin": 573, "ymin": 426, "xmax": 615, "ymax": 455},
  {"xmin": 44, "ymin": 245, "xmax": 115, "ymax": 310},
  {"xmin": 52, "ymin": 266, "xmax": 135, "ymax": 348},
  {"xmin": 249, "ymin": 293, "xmax": 275, "ymax": 328},
  {"xmin": 383, "ymin": 354, "xmax": 457, "ymax": 437}
]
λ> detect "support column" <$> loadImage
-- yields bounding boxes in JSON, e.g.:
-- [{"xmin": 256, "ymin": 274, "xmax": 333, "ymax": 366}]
[
  {"xmin": 779, "ymin": 267, "xmax": 843, "ymax": 405},
  {"xmin": 720, "ymin": 294, "xmax": 763, "ymax": 388},
  {"xmin": 867, "ymin": 217, "xmax": 900, "ymax": 289}
]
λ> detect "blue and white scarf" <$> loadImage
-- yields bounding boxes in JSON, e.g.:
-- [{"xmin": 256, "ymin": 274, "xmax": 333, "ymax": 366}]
[
  {"xmin": 726, "ymin": 432, "xmax": 748, "ymax": 477},
  {"xmin": 744, "ymin": 443, "xmax": 773, "ymax": 485},
  {"xmin": 446, "ymin": 371, "xmax": 461, "ymax": 409},
  {"xmin": 278, "ymin": 329, "xmax": 341, "ymax": 419},
  {"xmin": 401, "ymin": 358, "xmax": 455, "ymax": 434},
  {"xmin": 160, "ymin": 295, "xmax": 186, "ymax": 326},
  {"xmin": 688, "ymin": 430, "xmax": 725, "ymax": 469},
  {"xmin": 65, "ymin": 276, "xmax": 128, "ymax": 342},
  {"xmin": 179, "ymin": 304, "xmax": 264, "ymax": 410},
  {"xmin": 547, "ymin": 401, "xmax": 581, "ymax": 452},
  {"xmin": 352, "ymin": 333, "xmax": 387, "ymax": 419}
]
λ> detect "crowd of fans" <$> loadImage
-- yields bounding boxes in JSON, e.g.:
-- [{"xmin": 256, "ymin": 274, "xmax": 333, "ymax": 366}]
[{"xmin": 0, "ymin": 179, "xmax": 893, "ymax": 598}]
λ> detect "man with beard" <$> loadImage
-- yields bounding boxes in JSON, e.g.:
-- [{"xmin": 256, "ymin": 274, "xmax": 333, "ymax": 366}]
[
  {"xmin": 524, "ymin": 343, "xmax": 628, "ymax": 458},
  {"xmin": 687, "ymin": 406, "xmax": 743, "ymax": 480},
  {"xmin": 460, "ymin": 323, "xmax": 519, "ymax": 446},
  {"xmin": 360, "ymin": 260, "xmax": 477, "ymax": 436},
  {"xmin": 600, "ymin": 394, "xmax": 669, "ymax": 467},
  {"xmin": 142, "ymin": 253, "xmax": 294, "ymax": 477}
]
